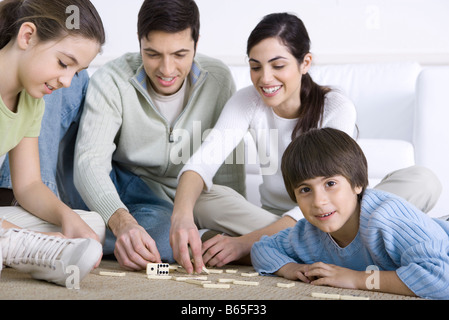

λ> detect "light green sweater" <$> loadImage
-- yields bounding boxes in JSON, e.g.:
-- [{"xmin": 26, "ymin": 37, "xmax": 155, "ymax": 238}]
[{"xmin": 74, "ymin": 52, "xmax": 246, "ymax": 223}]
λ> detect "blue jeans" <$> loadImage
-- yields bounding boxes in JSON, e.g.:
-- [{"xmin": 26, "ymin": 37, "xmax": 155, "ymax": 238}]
[
  {"xmin": 102, "ymin": 164, "xmax": 175, "ymax": 263},
  {"xmin": 0, "ymin": 70, "xmax": 89, "ymax": 207}
]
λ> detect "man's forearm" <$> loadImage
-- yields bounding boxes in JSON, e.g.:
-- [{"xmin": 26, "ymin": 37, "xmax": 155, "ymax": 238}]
[{"xmin": 108, "ymin": 208, "xmax": 136, "ymax": 235}]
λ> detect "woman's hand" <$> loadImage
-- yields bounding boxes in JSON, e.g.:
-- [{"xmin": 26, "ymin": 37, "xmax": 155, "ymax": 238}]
[
  {"xmin": 170, "ymin": 213, "xmax": 203, "ymax": 274},
  {"xmin": 202, "ymin": 234, "xmax": 252, "ymax": 267}
]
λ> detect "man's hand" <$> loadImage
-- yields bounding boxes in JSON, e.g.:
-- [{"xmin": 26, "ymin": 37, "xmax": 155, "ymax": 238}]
[{"xmin": 108, "ymin": 209, "xmax": 161, "ymax": 270}]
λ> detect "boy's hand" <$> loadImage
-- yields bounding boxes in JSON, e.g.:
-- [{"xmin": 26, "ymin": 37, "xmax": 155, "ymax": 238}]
[
  {"xmin": 304, "ymin": 262, "xmax": 363, "ymax": 290},
  {"xmin": 275, "ymin": 262, "xmax": 312, "ymax": 283}
]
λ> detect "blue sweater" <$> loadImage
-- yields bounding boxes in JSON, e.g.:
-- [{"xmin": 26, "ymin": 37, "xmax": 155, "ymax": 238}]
[{"xmin": 251, "ymin": 189, "xmax": 449, "ymax": 299}]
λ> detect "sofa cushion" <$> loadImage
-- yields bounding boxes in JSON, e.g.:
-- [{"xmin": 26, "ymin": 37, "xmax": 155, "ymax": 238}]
[
  {"xmin": 243, "ymin": 136, "xmax": 415, "ymax": 206},
  {"xmin": 310, "ymin": 63, "xmax": 422, "ymax": 143},
  {"xmin": 357, "ymin": 138, "xmax": 415, "ymax": 188}
]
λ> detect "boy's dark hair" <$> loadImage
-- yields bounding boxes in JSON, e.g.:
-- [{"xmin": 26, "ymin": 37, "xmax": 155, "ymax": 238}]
[
  {"xmin": 138, "ymin": 0, "xmax": 200, "ymax": 49},
  {"xmin": 281, "ymin": 128, "xmax": 369, "ymax": 202}
]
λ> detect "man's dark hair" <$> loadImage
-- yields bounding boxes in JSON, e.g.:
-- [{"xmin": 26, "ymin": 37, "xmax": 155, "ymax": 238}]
[{"xmin": 138, "ymin": 0, "xmax": 200, "ymax": 48}]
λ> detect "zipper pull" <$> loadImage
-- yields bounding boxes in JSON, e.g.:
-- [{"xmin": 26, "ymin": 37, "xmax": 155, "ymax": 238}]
[{"xmin": 169, "ymin": 127, "xmax": 174, "ymax": 143}]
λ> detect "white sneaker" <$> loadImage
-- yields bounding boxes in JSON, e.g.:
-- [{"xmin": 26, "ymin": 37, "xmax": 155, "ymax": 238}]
[{"xmin": 0, "ymin": 228, "xmax": 102, "ymax": 287}]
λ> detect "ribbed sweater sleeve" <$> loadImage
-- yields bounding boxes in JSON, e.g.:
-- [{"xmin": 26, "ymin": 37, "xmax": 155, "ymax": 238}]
[
  {"xmin": 251, "ymin": 228, "xmax": 298, "ymax": 275},
  {"xmin": 251, "ymin": 220, "xmax": 327, "ymax": 275},
  {"xmin": 360, "ymin": 190, "xmax": 449, "ymax": 300},
  {"xmin": 74, "ymin": 63, "xmax": 127, "ymax": 223}
]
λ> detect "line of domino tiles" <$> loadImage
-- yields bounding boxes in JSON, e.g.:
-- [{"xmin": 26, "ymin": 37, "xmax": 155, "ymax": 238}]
[{"xmin": 98, "ymin": 263, "xmax": 369, "ymax": 298}]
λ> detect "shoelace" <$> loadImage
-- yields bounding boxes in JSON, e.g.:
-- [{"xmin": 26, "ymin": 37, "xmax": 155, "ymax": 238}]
[{"xmin": 2, "ymin": 228, "xmax": 72, "ymax": 270}]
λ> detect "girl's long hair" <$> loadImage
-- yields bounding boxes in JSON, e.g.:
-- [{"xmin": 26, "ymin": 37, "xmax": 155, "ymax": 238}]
[{"xmin": 0, "ymin": 0, "xmax": 105, "ymax": 50}]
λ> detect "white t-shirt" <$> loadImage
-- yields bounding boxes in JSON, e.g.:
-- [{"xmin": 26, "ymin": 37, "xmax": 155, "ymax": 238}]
[
  {"xmin": 148, "ymin": 78, "xmax": 189, "ymax": 125},
  {"xmin": 179, "ymin": 85, "xmax": 356, "ymax": 220}
]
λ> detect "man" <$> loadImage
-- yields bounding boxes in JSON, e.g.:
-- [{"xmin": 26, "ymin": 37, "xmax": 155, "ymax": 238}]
[{"xmin": 74, "ymin": 0, "xmax": 245, "ymax": 270}]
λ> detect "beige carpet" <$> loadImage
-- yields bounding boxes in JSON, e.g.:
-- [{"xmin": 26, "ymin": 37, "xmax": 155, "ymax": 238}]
[{"xmin": 0, "ymin": 259, "xmax": 421, "ymax": 301}]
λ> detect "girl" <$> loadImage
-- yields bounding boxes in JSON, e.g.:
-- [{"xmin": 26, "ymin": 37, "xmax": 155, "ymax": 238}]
[
  {"xmin": 0, "ymin": 0, "xmax": 105, "ymax": 286},
  {"xmin": 170, "ymin": 13, "xmax": 440, "ymax": 274}
]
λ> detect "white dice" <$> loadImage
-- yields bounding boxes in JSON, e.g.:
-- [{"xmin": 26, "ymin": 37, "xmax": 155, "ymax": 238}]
[{"xmin": 146, "ymin": 263, "xmax": 170, "ymax": 275}]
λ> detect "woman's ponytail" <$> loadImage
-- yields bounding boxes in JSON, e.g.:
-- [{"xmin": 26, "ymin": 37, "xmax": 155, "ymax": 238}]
[{"xmin": 292, "ymin": 73, "xmax": 331, "ymax": 139}]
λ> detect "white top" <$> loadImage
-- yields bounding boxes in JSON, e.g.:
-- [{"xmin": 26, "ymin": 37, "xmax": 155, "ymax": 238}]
[
  {"xmin": 148, "ymin": 78, "xmax": 190, "ymax": 126},
  {"xmin": 178, "ymin": 85, "xmax": 356, "ymax": 220}
]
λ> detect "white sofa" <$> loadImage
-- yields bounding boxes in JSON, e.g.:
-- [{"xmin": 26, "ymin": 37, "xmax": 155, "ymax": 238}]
[
  {"xmin": 1, "ymin": 62, "xmax": 448, "ymax": 217},
  {"xmin": 231, "ymin": 63, "xmax": 449, "ymax": 217}
]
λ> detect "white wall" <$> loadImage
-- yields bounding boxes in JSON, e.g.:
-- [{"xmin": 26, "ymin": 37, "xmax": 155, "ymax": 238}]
[{"xmin": 91, "ymin": 0, "xmax": 449, "ymax": 67}]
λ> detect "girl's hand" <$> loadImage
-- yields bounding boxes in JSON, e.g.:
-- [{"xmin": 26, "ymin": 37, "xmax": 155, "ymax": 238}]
[{"xmin": 61, "ymin": 212, "xmax": 100, "ymax": 242}]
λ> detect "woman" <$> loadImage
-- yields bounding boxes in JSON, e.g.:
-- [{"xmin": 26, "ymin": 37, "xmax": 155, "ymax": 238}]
[{"xmin": 170, "ymin": 13, "xmax": 441, "ymax": 274}]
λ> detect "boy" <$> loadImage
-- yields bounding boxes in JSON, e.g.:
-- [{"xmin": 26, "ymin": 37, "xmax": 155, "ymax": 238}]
[{"xmin": 251, "ymin": 128, "xmax": 449, "ymax": 299}]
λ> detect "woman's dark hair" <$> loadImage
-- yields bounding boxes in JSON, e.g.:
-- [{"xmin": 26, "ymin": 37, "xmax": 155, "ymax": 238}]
[
  {"xmin": 281, "ymin": 128, "xmax": 369, "ymax": 202},
  {"xmin": 0, "ymin": 0, "xmax": 105, "ymax": 50},
  {"xmin": 247, "ymin": 13, "xmax": 331, "ymax": 139},
  {"xmin": 138, "ymin": 0, "xmax": 200, "ymax": 49}
]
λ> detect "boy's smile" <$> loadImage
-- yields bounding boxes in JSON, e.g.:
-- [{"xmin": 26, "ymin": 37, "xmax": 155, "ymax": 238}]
[
  {"xmin": 316, "ymin": 210, "xmax": 337, "ymax": 220},
  {"xmin": 295, "ymin": 175, "xmax": 362, "ymax": 247}
]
